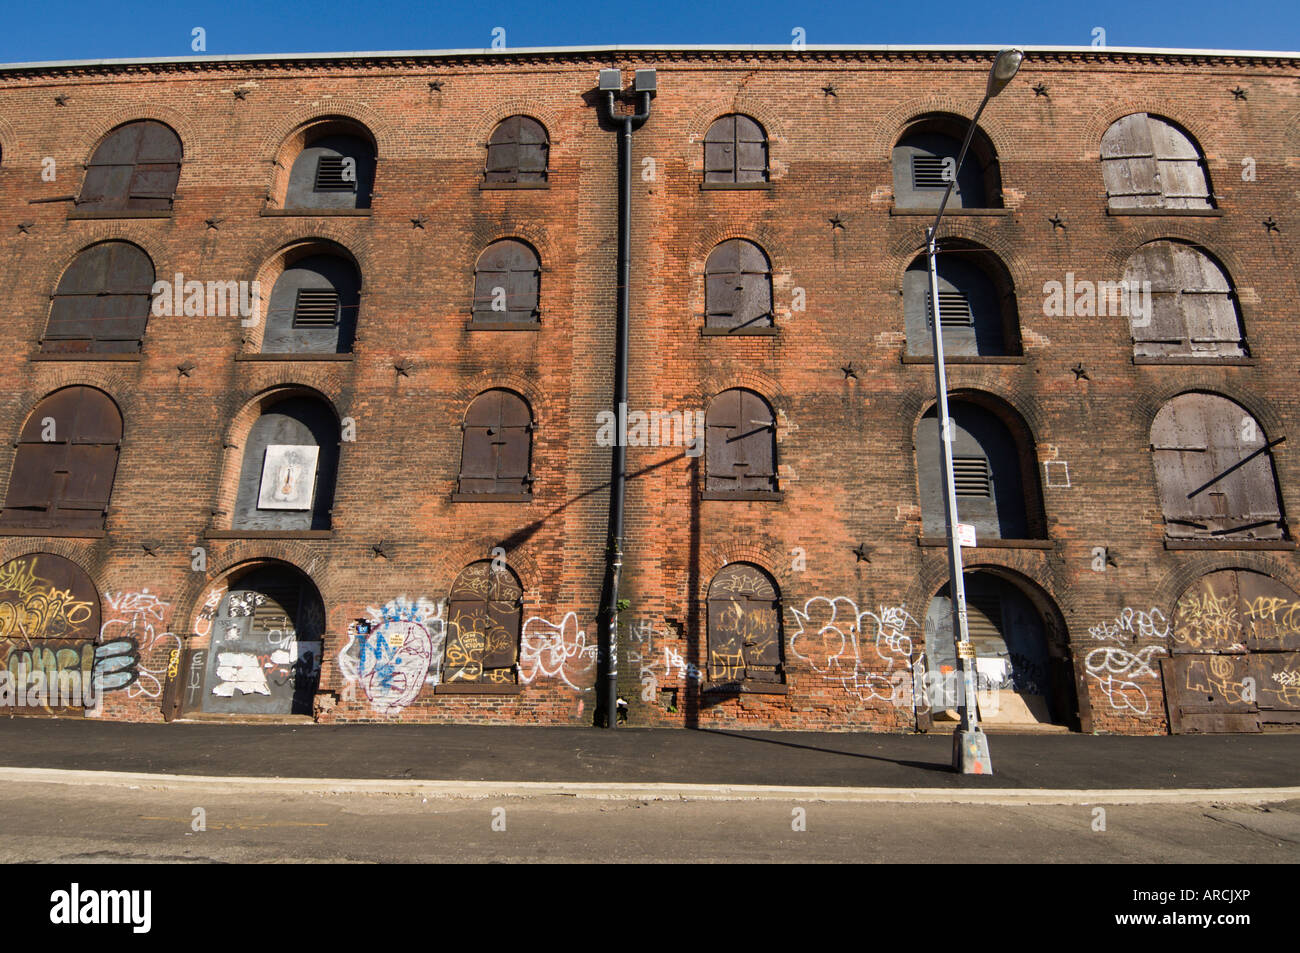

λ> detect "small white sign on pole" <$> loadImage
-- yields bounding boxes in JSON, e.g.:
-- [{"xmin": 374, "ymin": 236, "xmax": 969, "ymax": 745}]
[{"xmin": 957, "ymin": 523, "xmax": 977, "ymax": 548}]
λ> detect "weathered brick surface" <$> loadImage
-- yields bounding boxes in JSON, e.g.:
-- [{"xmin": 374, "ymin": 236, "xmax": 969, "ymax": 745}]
[{"xmin": 0, "ymin": 48, "xmax": 1295, "ymax": 733}]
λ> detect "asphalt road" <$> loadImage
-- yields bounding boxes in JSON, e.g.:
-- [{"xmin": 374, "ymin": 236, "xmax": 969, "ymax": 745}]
[{"xmin": 2, "ymin": 779, "xmax": 1297, "ymax": 863}]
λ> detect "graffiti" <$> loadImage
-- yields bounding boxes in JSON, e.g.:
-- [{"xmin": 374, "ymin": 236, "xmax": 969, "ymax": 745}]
[
  {"xmin": 1084, "ymin": 645, "xmax": 1166, "ymax": 714},
  {"xmin": 193, "ymin": 585, "xmax": 227, "ymax": 639},
  {"xmin": 788, "ymin": 597, "xmax": 918, "ymax": 703},
  {"xmin": 100, "ymin": 589, "xmax": 182, "ymax": 699},
  {"xmin": 1172, "ymin": 589, "xmax": 1241, "ymax": 651},
  {"xmin": 0, "ymin": 556, "xmax": 98, "ymax": 640},
  {"xmin": 1088, "ymin": 607, "xmax": 1170, "ymax": 643},
  {"xmin": 444, "ymin": 565, "xmax": 521, "ymax": 684},
  {"xmin": 624, "ymin": 618, "xmax": 700, "ymax": 690},
  {"xmin": 1241, "ymin": 596, "xmax": 1300, "ymax": 646},
  {"xmin": 186, "ymin": 650, "xmax": 206, "ymax": 707},
  {"xmin": 337, "ymin": 597, "xmax": 445, "ymax": 714},
  {"xmin": 663, "ymin": 645, "xmax": 701, "ymax": 683},
  {"xmin": 519, "ymin": 612, "xmax": 597, "ymax": 690}
]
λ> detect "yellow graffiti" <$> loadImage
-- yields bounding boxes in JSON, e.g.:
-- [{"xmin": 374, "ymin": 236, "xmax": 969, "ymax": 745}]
[
  {"xmin": 1184, "ymin": 655, "xmax": 1249, "ymax": 704},
  {"xmin": 1173, "ymin": 588, "xmax": 1241, "ymax": 649},
  {"xmin": 1242, "ymin": 596, "xmax": 1300, "ymax": 647}
]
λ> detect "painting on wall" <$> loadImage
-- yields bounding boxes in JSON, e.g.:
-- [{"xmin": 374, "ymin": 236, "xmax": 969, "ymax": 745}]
[{"xmin": 257, "ymin": 445, "xmax": 319, "ymax": 510}]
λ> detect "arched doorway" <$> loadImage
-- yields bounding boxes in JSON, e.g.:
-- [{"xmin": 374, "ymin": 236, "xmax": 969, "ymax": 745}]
[
  {"xmin": 197, "ymin": 565, "xmax": 324, "ymax": 715},
  {"xmin": 922, "ymin": 570, "xmax": 1078, "ymax": 729}
]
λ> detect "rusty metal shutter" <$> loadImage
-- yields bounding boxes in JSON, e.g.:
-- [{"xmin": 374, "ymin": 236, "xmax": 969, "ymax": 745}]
[
  {"xmin": 705, "ymin": 389, "xmax": 777, "ymax": 494},
  {"xmin": 1124, "ymin": 242, "xmax": 1243, "ymax": 359},
  {"xmin": 1151, "ymin": 394, "xmax": 1284, "ymax": 539},
  {"xmin": 1101, "ymin": 113, "xmax": 1212, "ymax": 210},
  {"xmin": 292, "ymin": 289, "xmax": 340, "ymax": 328},
  {"xmin": 78, "ymin": 120, "xmax": 182, "ymax": 212},
  {"xmin": 707, "ymin": 564, "xmax": 783, "ymax": 684},
  {"xmin": 904, "ymin": 253, "xmax": 1007, "ymax": 357},
  {"xmin": 2, "ymin": 387, "xmax": 121, "ymax": 531},
  {"xmin": 485, "ymin": 116, "xmax": 549, "ymax": 184},
  {"xmin": 472, "ymin": 240, "xmax": 541, "ymax": 324},
  {"xmin": 43, "ymin": 242, "xmax": 154, "ymax": 354},
  {"xmin": 705, "ymin": 239, "xmax": 772, "ymax": 330},
  {"xmin": 262, "ymin": 254, "xmax": 360, "ymax": 355},
  {"xmin": 892, "ymin": 129, "xmax": 989, "ymax": 209},
  {"xmin": 445, "ymin": 562, "xmax": 523, "ymax": 683},
  {"xmin": 703, "ymin": 114, "xmax": 768, "ymax": 184},
  {"xmin": 459, "ymin": 390, "xmax": 532, "ymax": 495},
  {"xmin": 285, "ymin": 133, "xmax": 375, "ymax": 209}
]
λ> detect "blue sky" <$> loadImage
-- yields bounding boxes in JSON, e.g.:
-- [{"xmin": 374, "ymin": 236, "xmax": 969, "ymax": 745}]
[{"xmin": 1, "ymin": 0, "xmax": 1296, "ymax": 63}]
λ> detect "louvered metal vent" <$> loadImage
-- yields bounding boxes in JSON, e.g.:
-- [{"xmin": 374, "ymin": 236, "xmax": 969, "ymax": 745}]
[
  {"xmin": 293, "ymin": 290, "xmax": 340, "ymax": 328},
  {"xmin": 912, "ymin": 155, "xmax": 950, "ymax": 190},
  {"xmin": 927, "ymin": 290, "xmax": 974, "ymax": 327},
  {"xmin": 314, "ymin": 155, "xmax": 355, "ymax": 192},
  {"xmin": 953, "ymin": 456, "xmax": 992, "ymax": 497},
  {"xmin": 965, "ymin": 595, "xmax": 1003, "ymax": 640}
]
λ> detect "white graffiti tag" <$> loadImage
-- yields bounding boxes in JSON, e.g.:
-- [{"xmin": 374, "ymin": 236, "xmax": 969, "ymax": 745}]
[
  {"xmin": 99, "ymin": 589, "xmax": 182, "ymax": 699},
  {"xmin": 1088, "ymin": 607, "xmax": 1170, "ymax": 642},
  {"xmin": 1084, "ymin": 645, "xmax": 1166, "ymax": 715},
  {"xmin": 788, "ymin": 597, "xmax": 918, "ymax": 702},
  {"xmin": 519, "ymin": 612, "xmax": 597, "ymax": 691}
]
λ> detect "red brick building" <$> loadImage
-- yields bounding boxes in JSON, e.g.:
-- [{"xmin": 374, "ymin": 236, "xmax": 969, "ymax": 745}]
[{"xmin": 0, "ymin": 44, "xmax": 1296, "ymax": 734}]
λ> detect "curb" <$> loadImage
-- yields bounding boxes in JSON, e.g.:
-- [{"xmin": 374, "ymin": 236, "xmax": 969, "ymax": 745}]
[{"xmin": 2, "ymin": 767, "xmax": 1298, "ymax": 805}]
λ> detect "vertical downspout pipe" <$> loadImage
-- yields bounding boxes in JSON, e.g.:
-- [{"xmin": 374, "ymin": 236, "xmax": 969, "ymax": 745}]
[{"xmin": 603, "ymin": 88, "xmax": 653, "ymax": 728}]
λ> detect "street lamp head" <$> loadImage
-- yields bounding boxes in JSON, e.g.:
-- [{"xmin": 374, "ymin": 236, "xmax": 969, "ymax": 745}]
[{"xmin": 985, "ymin": 48, "xmax": 1024, "ymax": 98}]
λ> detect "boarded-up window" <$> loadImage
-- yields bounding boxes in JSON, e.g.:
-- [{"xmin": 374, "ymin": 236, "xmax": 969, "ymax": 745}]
[
  {"xmin": 1101, "ymin": 114, "xmax": 1212, "ymax": 210},
  {"xmin": 903, "ymin": 250, "xmax": 1015, "ymax": 357},
  {"xmin": 705, "ymin": 239, "xmax": 772, "ymax": 331},
  {"xmin": 445, "ymin": 562, "xmax": 523, "ymax": 684},
  {"xmin": 1, "ymin": 387, "xmax": 121, "ymax": 532},
  {"xmin": 43, "ymin": 242, "xmax": 154, "ymax": 355},
  {"xmin": 1124, "ymin": 242, "xmax": 1244, "ymax": 360},
  {"xmin": 232, "ymin": 397, "xmax": 338, "ymax": 532},
  {"xmin": 705, "ymin": 389, "xmax": 777, "ymax": 495},
  {"xmin": 917, "ymin": 401, "xmax": 1039, "ymax": 540},
  {"xmin": 77, "ymin": 120, "xmax": 182, "ymax": 213},
  {"xmin": 485, "ymin": 116, "xmax": 549, "ymax": 184},
  {"xmin": 703, "ymin": 114, "xmax": 768, "ymax": 184},
  {"xmin": 1151, "ymin": 393, "xmax": 1285, "ymax": 540},
  {"xmin": 471, "ymin": 240, "xmax": 541, "ymax": 325},
  {"xmin": 892, "ymin": 119, "xmax": 999, "ymax": 209},
  {"xmin": 458, "ymin": 390, "xmax": 533, "ymax": 496},
  {"xmin": 261, "ymin": 254, "xmax": 361, "ymax": 354},
  {"xmin": 285, "ymin": 133, "xmax": 375, "ymax": 209},
  {"xmin": 707, "ymin": 564, "xmax": 783, "ymax": 685}
]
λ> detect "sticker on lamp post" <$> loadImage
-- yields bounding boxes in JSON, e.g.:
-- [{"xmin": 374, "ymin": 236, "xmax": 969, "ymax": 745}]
[{"xmin": 956, "ymin": 523, "xmax": 977, "ymax": 548}]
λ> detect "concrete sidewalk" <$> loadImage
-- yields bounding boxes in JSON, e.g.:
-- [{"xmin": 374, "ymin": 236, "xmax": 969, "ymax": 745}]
[{"xmin": 1, "ymin": 719, "xmax": 1298, "ymax": 791}]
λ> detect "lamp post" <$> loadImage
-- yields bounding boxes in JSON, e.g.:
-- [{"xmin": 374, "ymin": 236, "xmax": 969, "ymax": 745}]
[{"xmin": 926, "ymin": 48, "xmax": 1022, "ymax": 774}]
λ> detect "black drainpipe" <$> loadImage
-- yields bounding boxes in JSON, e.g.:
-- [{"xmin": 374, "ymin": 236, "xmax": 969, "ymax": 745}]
[{"xmin": 600, "ymin": 71, "xmax": 655, "ymax": 728}]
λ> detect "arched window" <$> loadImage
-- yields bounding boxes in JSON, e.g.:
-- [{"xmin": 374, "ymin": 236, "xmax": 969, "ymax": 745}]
[
  {"xmin": 703, "ymin": 114, "xmax": 768, "ymax": 185},
  {"xmin": 892, "ymin": 116, "xmax": 1001, "ymax": 209},
  {"xmin": 471, "ymin": 240, "xmax": 541, "ymax": 327},
  {"xmin": 196, "ymin": 565, "xmax": 325, "ymax": 715},
  {"xmin": 77, "ymin": 120, "xmax": 182, "ymax": 213},
  {"xmin": 704, "ymin": 389, "xmax": 778, "ymax": 498},
  {"xmin": 485, "ymin": 116, "xmax": 549, "ymax": 185},
  {"xmin": 924, "ymin": 571, "xmax": 1075, "ymax": 728},
  {"xmin": 1101, "ymin": 114, "xmax": 1212, "ymax": 210},
  {"xmin": 232, "ymin": 396, "xmax": 338, "ymax": 531},
  {"xmin": 285, "ymin": 131, "xmax": 376, "ymax": 209},
  {"xmin": 1124, "ymin": 241, "xmax": 1244, "ymax": 360},
  {"xmin": 706, "ymin": 563, "xmax": 784, "ymax": 687},
  {"xmin": 456, "ymin": 390, "xmax": 533, "ymax": 498},
  {"xmin": 704, "ymin": 239, "xmax": 773, "ymax": 332},
  {"xmin": 444, "ymin": 561, "xmax": 523, "ymax": 685},
  {"xmin": 917, "ymin": 399, "xmax": 1044, "ymax": 540},
  {"xmin": 261, "ymin": 253, "xmax": 361, "ymax": 354},
  {"xmin": 43, "ymin": 242, "xmax": 154, "ymax": 355},
  {"xmin": 1, "ymin": 387, "xmax": 121, "ymax": 532},
  {"xmin": 903, "ymin": 246, "xmax": 1020, "ymax": 356},
  {"xmin": 1151, "ymin": 393, "xmax": 1285, "ymax": 540}
]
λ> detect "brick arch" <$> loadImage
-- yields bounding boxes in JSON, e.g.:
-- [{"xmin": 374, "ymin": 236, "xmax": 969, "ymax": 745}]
[
  {"xmin": 909, "ymin": 385, "xmax": 1049, "ymax": 449},
  {"xmin": 78, "ymin": 106, "xmax": 201, "ymax": 163},
  {"xmin": 682, "ymin": 100, "xmax": 789, "ymax": 174},
  {"xmin": 1095, "ymin": 228, "xmax": 1240, "ymax": 273},
  {"xmin": 902, "ymin": 550, "xmax": 1069, "ymax": 631},
  {"xmin": 449, "ymin": 375, "xmax": 547, "ymax": 429},
  {"xmin": 691, "ymin": 226, "xmax": 784, "ymax": 267},
  {"xmin": 256, "ymin": 103, "xmax": 397, "ymax": 162},
  {"xmin": 231, "ymin": 225, "xmax": 372, "ymax": 284},
  {"xmin": 1130, "ymin": 382, "xmax": 1287, "ymax": 442},
  {"xmin": 1151, "ymin": 554, "xmax": 1300, "ymax": 613},
  {"xmin": 884, "ymin": 233, "xmax": 1031, "ymax": 304},
  {"xmin": 0, "ymin": 114, "xmax": 17, "ymax": 166},
  {"xmin": 464, "ymin": 102, "xmax": 562, "ymax": 156},
  {"xmin": 28, "ymin": 232, "xmax": 169, "ymax": 308},
  {"xmin": 695, "ymin": 549, "xmax": 789, "ymax": 603},
  {"xmin": 869, "ymin": 96, "xmax": 1017, "ymax": 159},
  {"xmin": 240, "ymin": 237, "xmax": 364, "ymax": 353},
  {"xmin": 0, "ymin": 542, "xmax": 106, "ymax": 600},
  {"xmin": 697, "ymin": 374, "xmax": 785, "ymax": 409},
  {"xmin": 460, "ymin": 227, "xmax": 557, "ymax": 283},
  {"xmin": 430, "ymin": 541, "xmax": 540, "ymax": 601},
  {"xmin": 177, "ymin": 549, "xmax": 337, "ymax": 637},
  {"xmin": 1082, "ymin": 101, "xmax": 1221, "ymax": 163}
]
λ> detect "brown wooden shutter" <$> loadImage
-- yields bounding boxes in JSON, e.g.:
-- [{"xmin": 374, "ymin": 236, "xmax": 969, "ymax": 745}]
[
  {"xmin": 704, "ymin": 115, "xmax": 768, "ymax": 184},
  {"xmin": 705, "ymin": 390, "xmax": 777, "ymax": 494},
  {"xmin": 485, "ymin": 116, "xmax": 549, "ymax": 183},
  {"xmin": 78, "ymin": 120, "xmax": 181, "ymax": 212},
  {"xmin": 2, "ymin": 387, "xmax": 121, "ymax": 531},
  {"xmin": 707, "ymin": 564, "xmax": 783, "ymax": 684},
  {"xmin": 1125, "ymin": 242, "xmax": 1243, "ymax": 359},
  {"xmin": 459, "ymin": 391, "xmax": 532, "ymax": 495},
  {"xmin": 705, "ymin": 239, "xmax": 772, "ymax": 330},
  {"xmin": 44, "ymin": 242, "xmax": 153, "ymax": 355},
  {"xmin": 1152, "ymin": 393, "xmax": 1284, "ymax": 539},
  {"xmin": 1102, "ymin": 114, "xmax": 1211, "ymax": 210},
  {"xmin": 472, "ymin": 240, "xmax": 541, "ymax": 324}
]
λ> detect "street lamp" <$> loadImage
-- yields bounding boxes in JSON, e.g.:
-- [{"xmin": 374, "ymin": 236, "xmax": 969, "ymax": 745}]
[{"xmin": 925, "ymin": 48, "xmax": 1022, "ymax": 775}]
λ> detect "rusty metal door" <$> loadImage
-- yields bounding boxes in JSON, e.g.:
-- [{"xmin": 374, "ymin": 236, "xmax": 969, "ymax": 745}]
[
  {"xmin": 706, "ymin": 564, "xmax": 783, "ymax": 686},
  {"xmin": 705, "ymin": 390, "xmax": 777, "ymax": 494},
  {"xmin": 444, "ymin": 562, "xmax": 522, "ymax": 684},
  {"xmin": 705, "ymin": 239, "xmax": 772, "ymax": 331}
]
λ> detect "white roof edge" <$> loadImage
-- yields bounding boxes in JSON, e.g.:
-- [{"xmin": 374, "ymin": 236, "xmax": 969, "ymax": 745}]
[{"xmin": 0, "ymin": 43, "xmax": 1296, "ymax": 72}]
